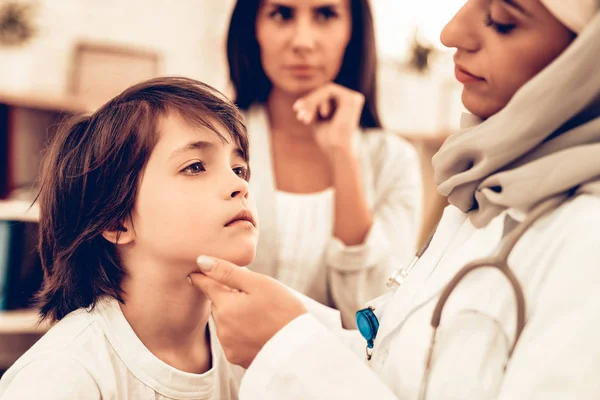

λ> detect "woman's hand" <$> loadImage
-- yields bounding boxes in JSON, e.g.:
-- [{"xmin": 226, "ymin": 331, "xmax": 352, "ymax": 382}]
[
  {"xmin": 293, "ymin": 83, "xmax": 365, "ymax": 156},
  {"xmin": 188, "ymin": 256, "xmax": 307, "ymax": 369}
]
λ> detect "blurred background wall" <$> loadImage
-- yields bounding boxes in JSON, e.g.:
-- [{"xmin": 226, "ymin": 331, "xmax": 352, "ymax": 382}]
[{"xmin": 0, "ymin": 0, "xmax": 232, "ymax": 94}]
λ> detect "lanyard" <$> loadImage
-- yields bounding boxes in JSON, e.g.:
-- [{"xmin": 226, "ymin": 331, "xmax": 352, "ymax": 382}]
[
  {"xmin": 356, "ymin": 225, "xmax": 438, "ymax": 360},
  {"xmin": 387, "ymin": 225, "xmax": 438, "ymax": 290}
]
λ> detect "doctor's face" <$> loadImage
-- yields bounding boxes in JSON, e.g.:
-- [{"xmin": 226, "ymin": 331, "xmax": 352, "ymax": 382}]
[{"xmin": 440, "ymin": 0, "xmax": 574, "ymax": 119}]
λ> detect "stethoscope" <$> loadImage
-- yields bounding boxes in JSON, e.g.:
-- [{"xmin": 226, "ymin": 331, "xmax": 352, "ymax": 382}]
[{"xmin": 355, "ymin": 196, "xmax": 566, "ymax": 400}]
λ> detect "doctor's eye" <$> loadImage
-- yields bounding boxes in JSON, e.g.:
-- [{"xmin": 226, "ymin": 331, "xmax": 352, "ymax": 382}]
[{"xmin": 485, "ymin": 13, "xmax": 516, "ymax": 35}]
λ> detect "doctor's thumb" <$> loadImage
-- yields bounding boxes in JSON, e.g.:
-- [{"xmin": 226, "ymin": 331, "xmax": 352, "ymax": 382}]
[
  {"xmin": 195, "ymin": 255, "xmax": 252, "ymax": 292},
  {"xmin": 187, "ymin": 273, "xmax": 225, "ymax": 302}
]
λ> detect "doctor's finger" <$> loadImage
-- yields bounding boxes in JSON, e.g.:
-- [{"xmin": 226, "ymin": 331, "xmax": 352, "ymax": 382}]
[
  {"xmin": 195, "ymin": 255, "xmax": 257, "ymax": 293},
  {"xmin": 187, "ymin": 273, "xmax": 233, "ymax": 307}
]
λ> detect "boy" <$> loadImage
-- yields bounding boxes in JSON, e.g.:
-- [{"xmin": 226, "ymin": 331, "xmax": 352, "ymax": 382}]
[{"xmin": 0, "ymin": 77, "xmax": 258, "ymax": 399}]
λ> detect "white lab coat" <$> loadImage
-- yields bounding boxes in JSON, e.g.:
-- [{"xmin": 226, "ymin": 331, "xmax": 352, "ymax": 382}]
[{"xmin": 240, "ymin": 195, "xmax": 600, "ymax": 399}]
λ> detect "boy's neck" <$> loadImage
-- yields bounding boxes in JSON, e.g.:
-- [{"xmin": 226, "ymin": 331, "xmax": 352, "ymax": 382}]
[{"xmin": 119, "ymin": 267, "xmax": 213, "ymax": 374}]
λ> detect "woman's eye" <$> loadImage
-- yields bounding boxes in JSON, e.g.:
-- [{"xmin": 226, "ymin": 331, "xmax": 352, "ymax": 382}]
[
  {"xmin": 233, "ymin": 166, "xmax": 249, "ymax": 180},
  {"xmin": 485, "ymin": 13, "xmax": 516, "ymax": 35},
  {"xmin": 269, "ymin": 6, "xmax": 293, "ymax": 22},
  {"xmin": 315, "ymin": 7, "xmax": 338, "ymax": 23},
  {"xmin": 181, "ymin": 161, "xmax": 205, "ymax": 175}
]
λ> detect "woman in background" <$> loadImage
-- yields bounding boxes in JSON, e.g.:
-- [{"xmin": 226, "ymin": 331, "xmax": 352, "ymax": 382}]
[{"xmin": 226, "ymin": 0, "xmax": 423, "ymax": 327}]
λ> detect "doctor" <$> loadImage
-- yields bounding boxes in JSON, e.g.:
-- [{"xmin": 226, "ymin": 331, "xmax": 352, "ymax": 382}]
[{"xmin": 190, "ymin": 1, "xmax": 600, "ymax": 398}]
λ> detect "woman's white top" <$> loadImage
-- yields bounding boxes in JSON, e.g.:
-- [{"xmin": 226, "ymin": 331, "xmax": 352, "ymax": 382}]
[
  {"xmin": 240, "ymin": 195, "xmax": 600, "ymax": 399},
  {"xmin": 274, "ymin": 188, "xmax": 334, "ymax": 293},
  {"xmin": 245, "ymin": 105, "xmax": 423, "ymax": 327},
  {"xmin": 0, "ymin": 297, "xmax": 244, "ymax": 399}
]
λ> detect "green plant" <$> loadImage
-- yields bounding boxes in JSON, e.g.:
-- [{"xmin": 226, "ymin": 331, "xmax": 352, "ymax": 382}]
[
  {"xmin": 0, "ymin": 1, "xmax": 37, "ymax": 46},
  {"xmin": 407, "ymin": 30, "xmax": 436, "ymax": 74}
]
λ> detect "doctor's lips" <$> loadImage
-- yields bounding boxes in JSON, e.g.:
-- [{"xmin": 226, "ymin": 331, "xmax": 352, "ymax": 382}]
[
  {"xmin": 225, "ymin": 210, "xmax": 256, "ymax": 228},
  {"xmin": 454, "ymin": 64, "xmax": 485, "ymax": 84}
]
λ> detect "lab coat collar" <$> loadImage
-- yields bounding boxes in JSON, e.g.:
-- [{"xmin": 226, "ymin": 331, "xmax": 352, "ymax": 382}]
[{"xmin": 373, "ymin": 206, "xmax": 469, "ymax": 345}]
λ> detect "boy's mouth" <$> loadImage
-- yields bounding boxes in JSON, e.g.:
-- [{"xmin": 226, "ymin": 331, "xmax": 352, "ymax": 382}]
[{"xmin": 225, "ymin": 210, "xmax": 256, "ymax": 228}]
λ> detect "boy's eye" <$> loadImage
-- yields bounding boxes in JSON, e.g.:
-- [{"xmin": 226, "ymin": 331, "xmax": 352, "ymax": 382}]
[
  {"xmin": 485, "ymin": 13, "xmax": 516, "ymax": 35},
  {"xmin": 181, "ymin": 161, "xmax": 205, "ymax": 175},
  {"xmin": 315, "ymin": 7, "xmax": 338, "ymax": 23},
  {"xmin": 269, "ymin": 6, "xmax": 293, "ymax": 22},
  {"xmin": 233, "ymin": 166, "xmax": 249, "ymax": 180}
]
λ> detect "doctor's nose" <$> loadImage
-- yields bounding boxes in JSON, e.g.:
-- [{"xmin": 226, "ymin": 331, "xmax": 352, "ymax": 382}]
[{"xmin": 440, "ymin": 2, "xmax": 481, "ymax": 52}]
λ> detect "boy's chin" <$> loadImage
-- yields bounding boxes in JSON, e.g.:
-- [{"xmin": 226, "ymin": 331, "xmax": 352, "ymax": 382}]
[
  {"xmin": 225, "ymin": 248, "xmax": 257, "ymax": 268},
  {"xmin": 207, "ymin": 244, "xmax": 257, "ymax": 268}
]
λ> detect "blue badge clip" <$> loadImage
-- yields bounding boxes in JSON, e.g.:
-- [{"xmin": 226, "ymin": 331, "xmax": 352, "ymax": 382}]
[{"xmin": 356, "ymin": 306, "xmax": 379, "ymax": 358}]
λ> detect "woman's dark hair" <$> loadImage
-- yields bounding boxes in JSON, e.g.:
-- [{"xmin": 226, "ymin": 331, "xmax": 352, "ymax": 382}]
[
  {"xmin": 227, "ymin": 0, "xmax": 382, "ymax": 128},
  {"xmin": 36, "ymin": 76, "xmax": 248, "ymax": 322}
]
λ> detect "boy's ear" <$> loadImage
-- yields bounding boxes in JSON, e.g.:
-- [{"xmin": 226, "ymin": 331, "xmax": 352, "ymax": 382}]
[{"xmin": 102, "ymin": 219, "xmax": 134, "ymax": 245}]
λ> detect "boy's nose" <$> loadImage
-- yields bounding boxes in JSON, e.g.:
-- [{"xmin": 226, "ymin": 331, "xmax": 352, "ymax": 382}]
[{"xmin": 229, "ymin": 178, "xmax": 249, "ymax": 200}]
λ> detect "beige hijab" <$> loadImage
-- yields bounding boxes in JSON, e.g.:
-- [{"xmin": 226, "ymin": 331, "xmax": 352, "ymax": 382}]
[
  {"xmin": 542, "ymin": 0, "xmax": 597, "ymax": 33},
  {"xmin": 433, "ymin": 10, "xmax": 600, "ymax": 228}
]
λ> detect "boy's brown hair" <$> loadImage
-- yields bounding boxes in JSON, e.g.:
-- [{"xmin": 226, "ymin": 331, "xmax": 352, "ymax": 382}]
[{"xmin": 36, "ymin": 76, "xmax": 249, "ymax": 322}]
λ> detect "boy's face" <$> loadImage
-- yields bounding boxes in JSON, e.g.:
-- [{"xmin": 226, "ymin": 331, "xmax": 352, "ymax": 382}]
[{"xmin": 125, "ymin": 113, "xmax": 258, "ymax": 274}]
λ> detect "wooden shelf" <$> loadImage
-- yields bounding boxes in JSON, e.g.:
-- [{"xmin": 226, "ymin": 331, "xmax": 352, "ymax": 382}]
[
  {"xmin": 0, "ymin": 309, "xmax": 48, "ymax": 334},
  {"xmin": 0, "ymin": 199, "xmax": 39, "ymax": 223},
  {"xmin": 0, "ymin": 91, "xmax": 91, "ymax": 114}
]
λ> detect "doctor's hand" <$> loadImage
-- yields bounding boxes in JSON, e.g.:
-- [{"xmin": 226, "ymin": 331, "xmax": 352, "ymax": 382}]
[
  {"xmin": 293, "ymin": 83, "xmax": 364, "ymax": 157},
  {"xmin": 188, "ymin": 256, "xmax": 307, "ymax": 369}
]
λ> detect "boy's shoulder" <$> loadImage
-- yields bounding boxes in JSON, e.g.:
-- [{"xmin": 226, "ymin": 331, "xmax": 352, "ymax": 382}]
[
  {"xmin": 14, "ymin": 306, "xmax": 103, "ymax": 359},
  {"xmin": 0, "ymin": 308, "xmax": 106, "ymax": 398},
  {"xmin": 0, "ymin": 351, "xmax": 101, "ymax": 399}
]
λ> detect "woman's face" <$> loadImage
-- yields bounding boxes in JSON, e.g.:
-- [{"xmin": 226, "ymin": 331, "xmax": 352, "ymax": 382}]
[
  {"xmin": 255, "ymin": 0, "xmax": 352, "ymax": 97},
  {"xmin": 441, "ymin": 0, "xmax": 575, "ymax": 119}
]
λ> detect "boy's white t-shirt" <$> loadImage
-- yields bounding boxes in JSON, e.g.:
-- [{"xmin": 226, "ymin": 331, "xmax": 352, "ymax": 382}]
[{"xmin": 0, "ymin": 297, "xmax": 245, "ymax": 399}]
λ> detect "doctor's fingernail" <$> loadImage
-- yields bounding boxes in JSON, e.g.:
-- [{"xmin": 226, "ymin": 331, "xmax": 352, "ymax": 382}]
[
  {"xmin": 197, "ymin": 255, "xmax": 216, "ymax": 272},
  {"xmin": 186, "ymin": 275, "xmax": 192, "ymax": 285}
]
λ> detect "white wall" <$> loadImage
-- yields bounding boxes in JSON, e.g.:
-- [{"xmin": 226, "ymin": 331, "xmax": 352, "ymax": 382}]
[
  {"xmin": 0, "ymin": 0, "xmax": 235, "ymax": 94},
  {"xmin": 378, "ymin": 58, "xmax": 463, "ymax": 135},
  {"xmin": 372, "ymin": 0, "xmax": 466, "ymax": 133}
]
